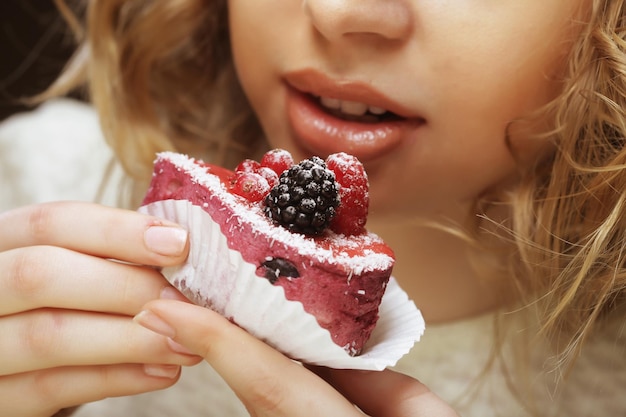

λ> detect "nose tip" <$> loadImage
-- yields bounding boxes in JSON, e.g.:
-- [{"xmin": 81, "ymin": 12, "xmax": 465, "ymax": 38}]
[{"xmin": 302, "ymin": 0, "xmax": 413, "ymax": 42}]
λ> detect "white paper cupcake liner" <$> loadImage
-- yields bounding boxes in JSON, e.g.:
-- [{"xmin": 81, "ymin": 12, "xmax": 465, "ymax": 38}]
[{"xmin": 140, "ymin": 199, "xmax": 425, "ymax": 370}]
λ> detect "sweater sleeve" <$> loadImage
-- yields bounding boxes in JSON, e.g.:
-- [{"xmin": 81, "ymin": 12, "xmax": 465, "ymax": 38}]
[{"xmin": 0, "ymin": 98, "xmax": 119, "ymax": 211}]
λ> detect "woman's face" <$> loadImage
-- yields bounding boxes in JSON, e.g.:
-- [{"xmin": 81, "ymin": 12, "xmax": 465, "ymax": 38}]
[{"xmin": 228, "ymin": 0, "xmax": 586, "ymax": 222}]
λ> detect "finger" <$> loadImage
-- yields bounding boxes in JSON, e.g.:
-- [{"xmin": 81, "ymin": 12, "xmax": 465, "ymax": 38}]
[
  {"xmin": 0, "ymin": 245, "xmax": 172, "ymax": 316},
  {"xmin": 0, "ymin": 202, "xmax": 189, "ymax": 266},
  {"xmin": 135, "ymin": 300, "xmax": 362, "ymax": 416},
  {"xmin": 0, "ymin": 363, "xmax": 181, "ymax": 417},
  {"xmin": 0, "ymin": 308, "xmax": 201, "ymax": 376},
  {"xmin": 314, "ymin": 367, "xmax": 460, "ymax": 417}
]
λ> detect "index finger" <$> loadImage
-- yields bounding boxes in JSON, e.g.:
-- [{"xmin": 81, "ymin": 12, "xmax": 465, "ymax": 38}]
[{"xmin": 0, "ymin": 202, "xmax": 189, "ymax": 266}]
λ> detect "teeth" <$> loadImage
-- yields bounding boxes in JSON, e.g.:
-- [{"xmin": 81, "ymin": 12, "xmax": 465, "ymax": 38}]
[
  {"xmin": 319, "ymin": 96, "xmax": 388, "ymax": 116},
  {"xmin": 340, "ymin": 100, "xmax": 369, "ymax": 116},
  {"xmin": 320, "ymin": 97, "xmax": 341, "ymax": 110},
  {"xmin": 368, "ymin": 106, "xmax": 387, "ymax": 115}
]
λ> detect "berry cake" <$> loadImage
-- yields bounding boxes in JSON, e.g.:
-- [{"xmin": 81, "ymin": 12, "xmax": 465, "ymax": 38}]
[{"xmin": 141, "ymin": 149, "xmax": 395, "ymax": 356}]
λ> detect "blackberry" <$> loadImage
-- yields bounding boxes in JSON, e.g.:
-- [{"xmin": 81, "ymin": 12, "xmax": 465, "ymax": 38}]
[
  {"xmin": 264, "ymin": 156, "xmax": 339, "ymax": 235},
  {"xmin": 261, "ymin": 257, "xmax": 300, "ymax": 284}
]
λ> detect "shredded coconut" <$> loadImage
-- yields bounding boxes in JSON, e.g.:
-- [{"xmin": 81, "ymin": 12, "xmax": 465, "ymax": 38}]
[{"xmin": 159, "ymin": 152, "xmax": 394, "ymax": 272}]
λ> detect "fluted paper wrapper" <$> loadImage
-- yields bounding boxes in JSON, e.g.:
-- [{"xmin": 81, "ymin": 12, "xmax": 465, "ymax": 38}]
[{"xmin": 140, "ymin": 199, "xmax": 425, "ymax": 370}]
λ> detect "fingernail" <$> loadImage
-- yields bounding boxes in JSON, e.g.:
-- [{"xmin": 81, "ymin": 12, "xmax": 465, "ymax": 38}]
[
  {"xmin": 143, "ymin": 364, "xmax": 180, "ymax": 379},
  {"xmin": 144, "ymin": 226, "xmax": 188, "ymax": 256},
  {"xmin": 167, "ymin": 337, "xmax": 196, "ymax": 355},
  {"xmin": 160, "ymin": 286, "xmax": 189, "ymax": 302},
  {"xmin": 134, "ymin": 310, "xmax": 176, "ymax": 338}
]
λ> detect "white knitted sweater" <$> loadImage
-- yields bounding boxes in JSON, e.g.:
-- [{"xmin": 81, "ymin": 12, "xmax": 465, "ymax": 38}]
[{"xmin": 1, "ymin": 100, "xmax": 624, "ymax": 417}]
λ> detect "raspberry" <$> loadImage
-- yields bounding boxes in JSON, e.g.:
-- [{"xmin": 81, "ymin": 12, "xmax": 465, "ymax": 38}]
[
  {"xmin": 264, "ymin": 157, "xmax": 339, "ymax": 235},
  {"xmin": 325, "ymin": 153, "xmax": 369, "ymax": 235},
  {"xmin": 260, "ymin": 149, "xmax": 294, "ymax": 175},
  {"xmin": 231, "ymin": 171, "xmax": 270, "ymax": 202}
]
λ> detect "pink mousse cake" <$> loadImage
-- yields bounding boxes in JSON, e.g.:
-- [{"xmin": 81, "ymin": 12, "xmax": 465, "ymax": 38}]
[{"xmin": 141, "ymin": 149, "xmax": 395, "ymax": 355}]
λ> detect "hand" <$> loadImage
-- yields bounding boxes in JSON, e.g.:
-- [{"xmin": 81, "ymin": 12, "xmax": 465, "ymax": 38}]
[
  {"xmin": 135, "ymin": 298, "xmax": 459, "ymax": 417},
  {"xmin": 0, "ymin": 202, "xmax": 202, "ymax": 417}
]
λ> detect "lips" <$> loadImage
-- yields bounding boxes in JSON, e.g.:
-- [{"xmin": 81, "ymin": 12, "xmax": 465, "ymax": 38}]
[{"xmin": 284, "ymin": 69, "xmax": 425, "ymax": 161}]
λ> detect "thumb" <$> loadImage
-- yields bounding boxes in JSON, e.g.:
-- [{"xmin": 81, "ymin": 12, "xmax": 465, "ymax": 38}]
[
  {"xmin": 133, "ymin": 298, "xmax": 273, "ymax": 393},
  {"xmin": 134, "ymin": 299, "xmax": 362, "ymax": 416}
]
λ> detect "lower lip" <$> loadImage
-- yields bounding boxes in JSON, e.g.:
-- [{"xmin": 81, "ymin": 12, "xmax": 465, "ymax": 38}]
[{"xmin": 286, "ymin": 87, "xmax": 425, "ymax": 161}]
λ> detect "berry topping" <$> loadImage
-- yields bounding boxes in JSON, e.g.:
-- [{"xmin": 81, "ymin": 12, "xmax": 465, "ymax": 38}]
[
  {"xmin": 260, "ymin": 149, "xmax": 295, "ymax": 175},
  {"xmin": 326, "ymin": 152, "xmax": 369, "ymax": 235},
  {"xmin": 256, "ymin": 166, "xmax": 280, "ymax": 189},
  {"xmin": 235, "ymin": 158, "xmax": 261, "ymax": 174},
  {"xmin": 264, "ymin": 156, "xmax": 339, "ymax": 235},
  {"xmin": 260, "ymin": 257, "xmax": 300, "ymax": 284},
  {"xmin": 231, "ymin": 171, "xmax": 271, "ymax": 202}
]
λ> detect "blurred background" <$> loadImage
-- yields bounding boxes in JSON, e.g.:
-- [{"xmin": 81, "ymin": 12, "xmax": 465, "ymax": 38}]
[{"xmin": 0, "ymin": 1, "xmax": 75, "ymax": 121}]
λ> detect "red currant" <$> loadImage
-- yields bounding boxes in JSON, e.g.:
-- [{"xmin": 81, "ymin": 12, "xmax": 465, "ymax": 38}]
[
  {"xmin": 235, "ymin": 159, "xmax": 261, "ymax": 174},
  {"xmin": 257, "ymin": 166, "xmax": 279, "ymax": 188},
  {"xmin": 231, "ymin": 172, "xmax": 270, "ymax": 202},
  {"xmin": 260, "ymin": 149, "xmax": 294, "ymax": 176}
]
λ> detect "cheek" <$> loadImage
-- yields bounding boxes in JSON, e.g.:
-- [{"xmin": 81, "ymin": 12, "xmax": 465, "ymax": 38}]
[
  {"xmin": 421, "ymin": 41, "xmax": 568, "ymax": 194},
  {"xmin": 433, "ymin": 54, "xmax": 563, "ymax": 139},
  {"xmin": 424, "ymin": 2, "xmax": 576, "ymax": 127},
  {"xmin": 367, "ymin": 128, "xmax": 518, "ymax": 217}
]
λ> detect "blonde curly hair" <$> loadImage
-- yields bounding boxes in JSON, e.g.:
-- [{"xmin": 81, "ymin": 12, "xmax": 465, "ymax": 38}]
[
  {"xmin": 506, "ymin": 0, "xmax": 626, "ymax": 370},
  {"xmin": 48, "ymin": 0, "xmax": 263, "ymax": 182},
  {"xmin": 48, "ymin": 0, "xmax": 624, "ymax": 385}
]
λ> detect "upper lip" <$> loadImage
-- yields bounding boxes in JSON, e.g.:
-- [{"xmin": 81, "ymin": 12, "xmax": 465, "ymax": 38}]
[{"xmin": 283, "ymin": 69, "xmax": 423, "ymax": 120}]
